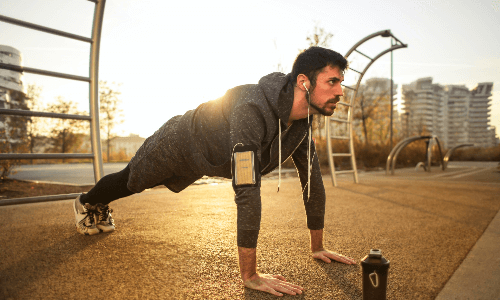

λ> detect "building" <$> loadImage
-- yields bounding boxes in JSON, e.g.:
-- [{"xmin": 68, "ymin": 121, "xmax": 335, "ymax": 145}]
[
  {"xmin": 106, "ymin": 134, "xmax": 145, "ymax": 157},
  {"xmin": 401, "ymin": 78, "xmax": 445, "ymax": 140},
  {"xmin": 0, "ymin": 45, "xmax": 27, "ymax": 146},
  {"xmin": 402, "ymin": 77, "xmax": 495, "ymax": 148},
  {"xmin": 469, "ymin": 82, "xmax": 495, "ymax": 147}
]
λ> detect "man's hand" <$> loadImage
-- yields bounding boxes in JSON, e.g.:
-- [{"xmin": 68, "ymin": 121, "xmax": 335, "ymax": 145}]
[
  {"xmin": 243, "ymin": 273, "xmax": 304, "ymax": 297},
  {"xmin": 312, "ymin": 249, "xmax": 357, "ymax": 265}
]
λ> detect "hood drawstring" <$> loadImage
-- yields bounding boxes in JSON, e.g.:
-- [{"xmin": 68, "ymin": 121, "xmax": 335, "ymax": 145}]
[
  {"xmin": 277, "ymin": 96, "xmax": 312, "ymax": 201},
  {"xmin": 278, "ymin": 120, "xmax": 281, "ymax": 192}
]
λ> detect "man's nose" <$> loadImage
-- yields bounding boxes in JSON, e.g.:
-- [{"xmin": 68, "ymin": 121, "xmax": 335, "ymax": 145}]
[{"xmin": 337, "ymin": 86, "xmax": 344, "ymax": 96}]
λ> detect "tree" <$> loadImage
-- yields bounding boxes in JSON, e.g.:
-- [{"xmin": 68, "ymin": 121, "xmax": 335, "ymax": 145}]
[
  {"xmin": 350, "ymin": 81, "xmax": 391, "ymax": 146},
  {"xmin": 99, "ymin": 81, "xmax": 123, "ymax": 162},
  {"xmin": 306, "ymin": 25, "xmax": 333, "ymax": 49},
  {"xmin": 25, "ymin": 84, "xmax": 43, "ymax": 160},
  {"xmin": 46, "ymin": 97, "xmax": 88, "ymax": 161},
  {"xmin": 0, "ymin": 88, "xmax": 31, "ymax": 179}
]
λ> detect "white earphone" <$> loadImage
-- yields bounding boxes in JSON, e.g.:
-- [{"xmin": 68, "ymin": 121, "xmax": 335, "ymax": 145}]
[{"xmin": 303, "ymin": 82, "xmax": 309, "ymax": 92}]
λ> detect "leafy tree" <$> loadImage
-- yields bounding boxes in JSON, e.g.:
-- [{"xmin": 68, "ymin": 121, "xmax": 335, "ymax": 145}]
[
  {"xmin": 99, "ymin": 81, "xmax": 123, "ymax": 162},
  {"xmin": 46, "ymin": 97, "xmax": 88, "ymax": 161}
]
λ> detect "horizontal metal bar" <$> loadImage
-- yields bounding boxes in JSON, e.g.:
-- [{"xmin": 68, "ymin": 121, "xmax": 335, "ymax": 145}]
[
  {"xmin": 0, "ymin": 63, "xmax": 90, "ymax": 82},
  {"xmin": 330, "ymin": 136, "xmax": 350, "ymax": 140},
  {"xmin": 341, "ymin": 84, "xmax": 356, "ymax": 91},
  {"xmin": 336, "ymin": 102, "xmax": 352, "ymax": 107},
  {"xmin": 329, "ymin": 117, "xmax": 350, "ymax": 123},
  {"xmin": 335, "ymin": 170, "xmax": 355, "ymax": 174},
  {"xmin": 354, "ymin": 49, "xmax": 373, "ymax": 61},
  {"xmin": 332, "ymin": 153, "xmax": 352, "ymax": 157},
  {"xmin": 348, "ymin": 67, "xmax": 363, "ymax": 74},
  {"xmin": 0, "ymin": 193, "xmax": 81, "ymax": 207},
  {"xmin": 0, "ymin": 15, "xmax": 92, "ymax": 43},
  {"xmin": 0, "ymin": 108, "xmax": 91, "ymax": 121},
  {"xmin": 0, "ymin": 153, "xmax": 94, "ymax": 160}
]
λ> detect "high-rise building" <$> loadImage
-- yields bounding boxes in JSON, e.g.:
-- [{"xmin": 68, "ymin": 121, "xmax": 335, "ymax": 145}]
[
  {"xmin": 402, "ymin": 77, "xmax": 495, "ymax": 148},
  {"xmin": 401, "ymin": 78, "xmax": 445, "ymax": 140},
  {"xmin": 469, "ymin": 82, "xmax": 495, "ymax": 147},
  {"xmin": 0, "ymin": 45, "xmax": 27, "ymax": 145}
]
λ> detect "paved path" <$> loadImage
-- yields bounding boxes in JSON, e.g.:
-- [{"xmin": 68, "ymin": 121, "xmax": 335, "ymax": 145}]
[
  {"xmin": 9, "ymin": 163, "xmax": 129, "ymax": 185},
  {"xmin": 1, "ymin": 162, "xmax": 499, "ymax": 299}
]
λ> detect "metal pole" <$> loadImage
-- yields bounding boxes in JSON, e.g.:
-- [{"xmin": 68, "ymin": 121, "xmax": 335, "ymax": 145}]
[
  {"xmin": 89, "ymin": 0, "xmax": 106, "ymax": 182},
  {"xmin": 390, "ymin": 38, "xmax": 394, "ymax": 150}
]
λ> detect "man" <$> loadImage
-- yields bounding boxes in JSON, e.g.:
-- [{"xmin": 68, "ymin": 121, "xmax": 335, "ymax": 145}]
[{"xmin": 74, "ymin": 46, "xmax": 357, "ymax": 296}]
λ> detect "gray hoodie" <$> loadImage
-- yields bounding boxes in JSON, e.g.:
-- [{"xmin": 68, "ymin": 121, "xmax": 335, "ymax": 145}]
[{"xmin": 127, "ymin": 72, "xmax": 326, "ymax": 248}]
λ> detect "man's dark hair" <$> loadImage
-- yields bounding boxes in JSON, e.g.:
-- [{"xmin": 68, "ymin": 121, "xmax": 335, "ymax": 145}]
[{"xmin": 291, "ymin": 46, "xmax": 348, "ymax": 88}]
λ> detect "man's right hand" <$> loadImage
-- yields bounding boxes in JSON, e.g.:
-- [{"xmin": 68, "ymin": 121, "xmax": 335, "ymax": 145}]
[{"xmin": 243, "ymin": 273, "xmax": 304, "ymax": 297}]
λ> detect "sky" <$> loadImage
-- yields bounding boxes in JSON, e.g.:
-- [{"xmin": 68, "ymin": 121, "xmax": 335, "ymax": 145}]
[{"xmin": 1, "ymin": 0, "xmax": 499, "ymax": 139}]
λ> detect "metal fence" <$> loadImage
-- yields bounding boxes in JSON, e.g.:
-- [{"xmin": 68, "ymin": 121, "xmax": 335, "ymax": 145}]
[{"xmin": 0, "ymin": 0, "xmax": 106, "ymax": 205}]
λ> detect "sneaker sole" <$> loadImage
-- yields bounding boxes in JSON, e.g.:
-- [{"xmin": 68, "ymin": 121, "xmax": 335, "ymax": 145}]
[{"xmin": 97, "ymin": 226, "xmax": 115, "ymax": 233}]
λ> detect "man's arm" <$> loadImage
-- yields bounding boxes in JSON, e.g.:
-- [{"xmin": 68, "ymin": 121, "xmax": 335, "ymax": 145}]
[
  {"xmin": 230, "ymin": 105, "xmax": 304, "ymax": 296},
  {"xmin": 310, "ymin": 229, "xmax": 357, "ymax": 264}
]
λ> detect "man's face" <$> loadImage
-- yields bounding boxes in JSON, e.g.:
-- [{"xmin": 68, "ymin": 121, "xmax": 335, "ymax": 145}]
[{"xmin": 308, "ymin": 65, "xmax": 344, "ymax": 116}]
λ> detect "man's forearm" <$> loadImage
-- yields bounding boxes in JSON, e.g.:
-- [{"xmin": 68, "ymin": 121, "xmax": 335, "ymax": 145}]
[
  {"xmin": 310, "ymin": 229, "xmax": 324, "ymax": 252},
  {"xmin": 238, "ymin": 247, "xmax": 257, "ymax": 281}
]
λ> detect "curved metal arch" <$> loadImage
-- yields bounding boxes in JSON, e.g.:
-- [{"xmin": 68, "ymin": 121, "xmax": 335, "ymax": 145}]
[
  {"xmin": 387, "ymin": 136, "xmax": 431, "ymax": 175},
  {"xmin": 326, "ymin": 30, "xmax": 407, "ymax": 186},
  {"xmin": 443, "ymin": 144, "xmax": 474, "ymax": 170},
  {"xmin": 386, "ymin": 135, "xmax": 445, "ymax": 175},
  {"xmin": 386, "ymin": 135, "xmax": 431, "ymax": 175},
  {"xmin": 426, "ymin": 135, "xmax": 445, "ymax": 172}
]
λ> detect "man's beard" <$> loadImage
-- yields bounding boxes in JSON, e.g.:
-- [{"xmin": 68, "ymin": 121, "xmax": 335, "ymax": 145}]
[
  {"xmin": 307, "ymin": 87, "xmax": 339, "ymax": 116},
  {"xmin": 309, "ymin": 100, "xmax": 335, "ymax": 116}
]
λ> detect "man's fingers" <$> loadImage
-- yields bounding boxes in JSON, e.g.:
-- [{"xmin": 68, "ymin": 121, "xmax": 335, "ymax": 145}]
[
  {"xmin": 320, "ymin": 254, "xmax": 332, "ymax": 263},
  {"xmin": 272, "ymin": 282, "xmax": 300, "ymax": 295},
  {"xmin": 313, "ymin": 250, "xmax": 357, "ymax": 265},
  {"xmin": 263, "ymin": 286, "xmax": 283, "ymax": 297},
  {"xmin": 273, "ymin": 274, "xmax": 286, "ymax": 281},
  {"xmin": 324, "ymin": 252, "xmax": 356, "ymax": 265},
  {"xmin": 277, "ymin": 282, "xmax": 304, "ymax": 295},
  {"xmin": 267, "ymin": 275, "xmax": 304, "ymax": 295}
]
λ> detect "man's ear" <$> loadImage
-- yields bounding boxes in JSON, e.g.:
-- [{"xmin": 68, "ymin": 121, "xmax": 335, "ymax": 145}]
[{"xmin": 296, "ymin": 74, "xmax": 309, "ymax": 91}]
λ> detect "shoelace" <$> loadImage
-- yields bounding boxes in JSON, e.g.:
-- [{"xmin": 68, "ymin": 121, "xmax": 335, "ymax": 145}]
[
  {"xmin": 96, "ymin": 204, "xmax": 112, "ymax": 222},
  {"xmin": 82, "ymin": 204, "xmax": 97, "ymax": 227}
]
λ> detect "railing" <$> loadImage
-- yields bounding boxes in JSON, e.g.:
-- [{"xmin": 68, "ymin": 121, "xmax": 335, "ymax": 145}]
[{"xmin": 0, "ymin": 0, "xmax": 106, "ymax": 206}]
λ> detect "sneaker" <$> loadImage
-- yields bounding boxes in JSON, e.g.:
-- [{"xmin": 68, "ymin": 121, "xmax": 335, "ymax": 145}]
[
  {"xmin": 73, "ymin": 195, "xmax": 100, "ymax": 235},
  {"xmin": 95, "ymin": 203, "xmax": 115, "ymax": 233}
]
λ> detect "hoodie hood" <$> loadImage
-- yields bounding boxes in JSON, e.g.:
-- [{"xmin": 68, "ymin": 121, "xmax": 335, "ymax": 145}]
[{"xmin": 258, "ymin": 72, "xmax": 294, "ymax": 127}]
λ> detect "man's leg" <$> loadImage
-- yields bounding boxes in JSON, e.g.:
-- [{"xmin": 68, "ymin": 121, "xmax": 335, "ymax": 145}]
[
  {"xmin": 74, "ymin": 165, "xmax": 134, "ymax": 235},
  {"xmin": 80, "ymin": 164, "xmax": 134, "ymax": 206}
]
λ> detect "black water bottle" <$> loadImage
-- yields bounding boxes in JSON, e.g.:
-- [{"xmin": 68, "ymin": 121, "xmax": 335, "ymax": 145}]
[{"xmin": 361, "ymin": 249, "xmax": 390, "ymax": 300}]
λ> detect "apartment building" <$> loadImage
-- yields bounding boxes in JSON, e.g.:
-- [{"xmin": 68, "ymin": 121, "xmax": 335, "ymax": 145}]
[
  {"xmin": 0, "ymin": 45, "xmax": 27, "ymax": 145},
  {"xmin": 469, "ymin": 82, "xmax": 495, "ymax": 147},
  {"xmin": 402, "ymin": 77, "xmax": 495, "ymax": 148}
]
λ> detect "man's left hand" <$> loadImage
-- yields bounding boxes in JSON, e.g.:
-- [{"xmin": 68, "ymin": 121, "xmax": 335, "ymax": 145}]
[{"xmin": 312, "ymin": 249, "xmax": 356, "ymax": 265}]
